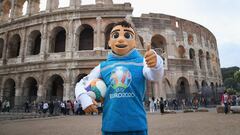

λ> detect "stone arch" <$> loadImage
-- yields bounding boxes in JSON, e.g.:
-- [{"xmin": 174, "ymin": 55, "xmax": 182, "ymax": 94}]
[
  {"xmin": 176, "ymin": 77, "xmax": 190, "ymax": 100},
  {"xmin": 8, "ymin": 34, "xmax": 21, "ymax": 58},
  {"xmin": 138, "ymin": 35, "xmax": 144, "ymax": 48},
  {"xmin": 78, "ymin": 24, "xmax": 94, "ymax": 50},
  {"xmin": 49, "ymin": 26, "xmax": 66, "ymax": 53},
  {"xmin": 0, "ymin": 38, "xmax": 4, "ymax": 58},
  {"xmin": 201, "ymin": 80, "xmax": 210, "ymax": 97},
  {"xmin": 178, "ymin": 45, "xmax": 185, "ymax": 58},
  {"xmin": 46, "ymin": 74, "xmax": 64, "ymax": 101},
  {"xmin": 3, "ymin": 78, "xmax": 16, "ymax": 106},
  {"xmin": 163, "ymin": 78, "xmax": 173, "ymax": 98},
  {"xmin": 22, "ymin": 77, "xmax": 38, "ymax": 102},
  {"xmin": 27, "ymin": 30, "xmax": 41, "ymax": 55},
  {"xmin": 104, "ymin": 23, "xmax": 115, "ymax": 49},
  {"xmin": 1, "ymin": 0, "xmax": 11, "ymax": 20},
  {"xmin": 194, "ymin": 80, "xmax": 200, "ymax": 92},
  {"xmin": 75, "ymin": 73, "xmax": 88, "ymax": 84},
  {"xmin": 188, "ymin": 34, "xmax": 193, "ymax": 45},
  {"xmin": 151, "ymin": 34, "xmax": 167, "ymax": 56},
  {"xmin": 198, "ymin": 49, "xmax": 204, "ymax": 70}
]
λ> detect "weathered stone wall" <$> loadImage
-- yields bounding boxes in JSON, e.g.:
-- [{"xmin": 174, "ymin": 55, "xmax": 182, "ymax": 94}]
[{"xmin": 0, "ymin": 0, "xmax": 222, "ymax": 106}]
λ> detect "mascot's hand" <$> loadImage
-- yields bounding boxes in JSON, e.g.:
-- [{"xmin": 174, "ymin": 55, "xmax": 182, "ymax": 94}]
[
  {"xmin": 144, "ymin": 44, "xmax": 157, "ymax": 68},
  {"xmin": 84, "ymin": 99, "xmax": 98, "ymax": 113}
]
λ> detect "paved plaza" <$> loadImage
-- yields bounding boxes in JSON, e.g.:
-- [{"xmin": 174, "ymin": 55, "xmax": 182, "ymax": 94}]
[{"xmin": 0, "ymin": 110, "xmax": 239, "ymax": 135}]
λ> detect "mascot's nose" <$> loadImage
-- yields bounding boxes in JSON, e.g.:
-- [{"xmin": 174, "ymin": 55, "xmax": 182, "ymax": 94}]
[{"xmin": 117, "ymin": 36, "xmax": 125, "ymax": 43}]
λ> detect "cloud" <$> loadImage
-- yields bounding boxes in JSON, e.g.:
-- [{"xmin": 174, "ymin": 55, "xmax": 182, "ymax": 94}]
[{"xmin": 218, "ymin": 43, "xmax": 240, "ymax": 68}]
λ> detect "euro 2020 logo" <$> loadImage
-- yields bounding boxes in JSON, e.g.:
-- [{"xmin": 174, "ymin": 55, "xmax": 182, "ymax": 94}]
[{"xmin": 110, "ymin": 66, "xmax": 132, "ymax": 92}]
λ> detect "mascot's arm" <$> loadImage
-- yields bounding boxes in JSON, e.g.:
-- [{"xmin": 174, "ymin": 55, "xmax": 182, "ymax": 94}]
[
  {"xmin": 75, "ymin": 65, "xmax": 101, "ymax": 110},
  {"xmin": 143, "ymin": 50, "xmax": 164, "ymax": 81}
]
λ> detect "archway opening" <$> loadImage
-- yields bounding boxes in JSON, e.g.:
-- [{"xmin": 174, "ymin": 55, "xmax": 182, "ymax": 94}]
[
  {"xmin": 3, "ymin": 78, "xmax": 16, "ymax": 107},
  {"xmin": 79, "ymin": 24, "xmax": 94, "ymax": 50},
  {"xmin": 176, "ymin": 77, "xmax": 190, "ymax": 100},
  {"xmin": 50, "ymin": 27, "xmax": 66, "ymax": 53},
  {"xmin": 23, "ymin": 77, "xmax": 38, "ymax": 102},
  {"xmin": 28, "ymin": 30, "xmax": 41, "ymax": 55},
  {"xmin": 46, "ymin": 75, "xmax": 64, "ymax": 101},
  {"xmin": 8, "ymin": 34, "xmax": 21, "ymax": 58},
  {"xmin": 0, "ymin": 38, "xmax": 4, "ymax": 58}
]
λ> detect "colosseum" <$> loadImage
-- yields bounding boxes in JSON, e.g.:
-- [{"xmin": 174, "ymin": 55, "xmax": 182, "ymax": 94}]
[{"xmin": 0, "ymin": 0, "xmax": 222, "ymax": 108}]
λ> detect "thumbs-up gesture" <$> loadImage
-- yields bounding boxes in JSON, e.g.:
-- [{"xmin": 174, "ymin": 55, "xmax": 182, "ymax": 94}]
[{"xmin": 144, "ymin": 44, "xmax": 157, "ymax": 68}]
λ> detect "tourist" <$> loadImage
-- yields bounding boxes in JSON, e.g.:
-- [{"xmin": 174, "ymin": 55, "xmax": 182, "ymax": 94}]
[
  {"xmin": 160, "ymin": 97, "xmax": 165, "ymax": 114},
  {"xmin": 149, "ymin": 97, "xmax": 155, "ymax": 113},
  {"xmin": 221, "ymin": 91, "xmax": 230, "ymax": 114}
]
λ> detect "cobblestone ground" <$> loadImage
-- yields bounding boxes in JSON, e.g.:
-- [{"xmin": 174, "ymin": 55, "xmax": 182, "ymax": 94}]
[{"xmin": 0, "ymin": 111, "xmax": 239, "ymax": 135}]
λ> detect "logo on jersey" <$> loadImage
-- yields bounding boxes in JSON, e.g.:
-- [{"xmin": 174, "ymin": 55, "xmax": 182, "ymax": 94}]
[{"xmin": 110, "ymin": 66, "xmax": 132, "ymax": 92}]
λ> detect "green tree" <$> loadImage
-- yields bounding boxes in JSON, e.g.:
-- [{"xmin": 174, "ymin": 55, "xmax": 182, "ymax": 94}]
[
  {"xmin": 234, "ymin": 70, "xmax": 240, "ymax": 82},
  {"xmin": 224, "ymin": 78, "xmax": 237, "ymax": 88},
  {"xmin": 226, "ymin": 88, "xmax": 237, "ymax": 95}
]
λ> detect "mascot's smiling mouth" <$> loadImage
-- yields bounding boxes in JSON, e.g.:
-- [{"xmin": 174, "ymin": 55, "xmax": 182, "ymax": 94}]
[{"xmin": 116, "ymin": 44, "xmax": 127, "ymax": 48}]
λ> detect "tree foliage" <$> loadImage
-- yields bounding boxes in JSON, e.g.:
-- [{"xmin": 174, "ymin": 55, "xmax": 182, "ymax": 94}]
[
  {"xmin": 221, "ymin": 66, "xmax": 240, "ymax": 92},
  {"xmin": 234, "ymin": 70, "xmax": 240, "ymax": 82},
  {"xmin": 221, "ymin": 66, "xmax": 239, "ymax": 81}
]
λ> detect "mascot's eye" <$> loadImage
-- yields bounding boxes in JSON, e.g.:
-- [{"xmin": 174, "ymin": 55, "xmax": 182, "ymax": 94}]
[
  {"xmin": 112, "ymin": 32, "xmax": 119, "ymax": 39},
  {"xmin": 124, "ymin": 32, "xmax": 133, "ymax": 39}
]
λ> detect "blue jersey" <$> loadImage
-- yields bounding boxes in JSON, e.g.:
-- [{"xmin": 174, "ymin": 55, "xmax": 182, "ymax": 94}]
[{"xmin": 100, "ymin": 49, "xmax": 147, "ymax": 132}]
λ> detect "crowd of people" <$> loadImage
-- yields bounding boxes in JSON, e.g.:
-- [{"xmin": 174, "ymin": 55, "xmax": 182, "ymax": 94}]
[
  {"xmin": 0, "ymin": 94, "xmax": 239, "ymax": 115},
  {"xmin": 22, "ymin": 99, "xmax": 103, "ymax": 116},
  {"xmin": 0, "ymin": 99, "xmax": 10, "ymax": 112},
  {"xmin": 147, "ymin": 95, "xmax": 240, "ymax": 114},
  {"xmin": 0, "ymin": 98, "xmax": 103, "ymax": 116}
]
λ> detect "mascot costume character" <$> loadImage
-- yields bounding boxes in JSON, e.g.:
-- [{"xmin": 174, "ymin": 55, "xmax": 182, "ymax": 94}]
[{"xmin": 75, "ymin": 20, "xmax": 164, "ymax": 135}]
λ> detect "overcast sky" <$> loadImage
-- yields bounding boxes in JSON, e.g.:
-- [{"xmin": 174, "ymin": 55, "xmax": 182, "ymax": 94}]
[{"xmin": 59, "ymin": 0, "xmax": 240, "ymax": 68}]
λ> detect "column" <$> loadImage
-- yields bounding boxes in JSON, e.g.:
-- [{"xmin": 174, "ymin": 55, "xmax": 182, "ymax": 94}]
[
  {"xmin": 2, "ymin": 33, "xmax": 8, "ymax": 65},
  {"xmin": 63, "ymin": 69, "xmax": 74, "ymax": 100},
  {"xmin": 94, "ymin": 16, "xmax": 103, "ymax": 50},
  {"xmin": 202, "ymin": 53, "xmax": 207, "ymax": 74},
  {"xmin": 63, "ymin": 82, "xmax": 71, "ymax": 101},
  {"xmin": 40, "ymin": 22, "xmax": 47, "ymax": 60},
  {"xmin": 19, "ymin": 29, "xmax": 27, "ymax": 63},
  {"xmin": 37, "ymin": 84, "xmax": 45, "ymax": 102},
  {"xmin": 66, "ymin": 19, "xmax": 74, "ymax": 58},
  {"xmin": 14, "ymin": 76, "xmax": 23, "ymax": 107}
]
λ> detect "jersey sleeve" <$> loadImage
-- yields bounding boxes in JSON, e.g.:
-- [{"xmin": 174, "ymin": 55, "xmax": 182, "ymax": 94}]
[{"xmin": 75, "ymin": 65, "xmax": 101, "ymax": 109}]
